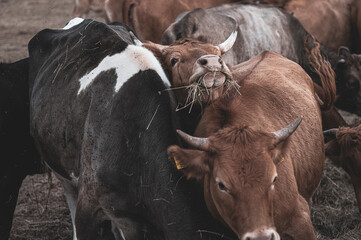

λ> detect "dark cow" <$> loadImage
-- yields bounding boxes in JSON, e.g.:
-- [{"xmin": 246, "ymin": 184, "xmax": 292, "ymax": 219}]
[
  {"xmin": 0, "ymin": 59, "xmax": 42, "ymax": 239},
  {"xmin": 324, "ymin": 125, "xmax": 361, "ymax": 213},
  {"xmin": 162, "ymin": 2, "xmax": 361, "ymax": 116},
  {"xmin": 168, "ymin": 51, "xmax": 326, "ymax": 239},
  {"xmin": 333, "ymin": 47, "xmax": 361, "ymax": 116},
  {"xmin": 28, "ymin": 18, "xmax": 235, "ymax": 239}
]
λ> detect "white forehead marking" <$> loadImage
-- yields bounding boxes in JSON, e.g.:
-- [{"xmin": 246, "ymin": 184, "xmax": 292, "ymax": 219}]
[
  {"xmin": 77, "ymin": 45, "xmax": 170, "ymax": 94},
  {"xmin": 62, "ymin": 17, "xmax": 84, "ymax": 30}
]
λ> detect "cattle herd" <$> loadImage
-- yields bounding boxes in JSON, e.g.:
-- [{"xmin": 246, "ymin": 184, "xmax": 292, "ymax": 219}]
[{"xmin": 1, "ymin": 0, "xmax": 361, "ymax": 239}]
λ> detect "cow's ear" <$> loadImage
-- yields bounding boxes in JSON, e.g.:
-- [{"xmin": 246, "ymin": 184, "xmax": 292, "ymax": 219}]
[
  {"xmin": 142, "ymin": 41, "xmax": 167, "ymax": 59},
  {"xmin": 325, "ymin": 139, "xmax": 342, "ymax": 166},
  {"xmin": 167, "ymin": 145, "xmax": 210, "ymax": 180},
  {"xmin": 269, "ymin": 138, "xmax": 290, "ymax": 165}
]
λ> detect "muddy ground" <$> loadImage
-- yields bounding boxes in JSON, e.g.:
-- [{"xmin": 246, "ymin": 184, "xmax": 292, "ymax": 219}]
[{"xmin": 1, "ymin": 0, "xmax": 361, "ymax": 239}]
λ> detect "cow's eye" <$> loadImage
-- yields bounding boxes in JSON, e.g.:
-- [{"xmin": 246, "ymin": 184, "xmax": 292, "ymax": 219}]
[
  {"xmin": 217, "ymin": 181, "xmax": 228, "ymax": 193},
  {"xmin": 273, "ymin": 176, "xmax": 277, "ymax": 184},
  {"xmin": 271, "ymin": 176, "xmax": 277, "ymax": 189},
  {"xmin": 171, "ymin": 58, "xmax": 178, "ymax": 66}
]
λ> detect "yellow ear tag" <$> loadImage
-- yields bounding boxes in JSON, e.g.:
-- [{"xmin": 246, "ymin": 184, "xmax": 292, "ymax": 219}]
[
  {"xmin": 277, "ymin": 156, "xmax": 285, "ymax": 166},
  {"xmin": 174, "ymin": 156, "xmax": 183, "ymax": 170}
]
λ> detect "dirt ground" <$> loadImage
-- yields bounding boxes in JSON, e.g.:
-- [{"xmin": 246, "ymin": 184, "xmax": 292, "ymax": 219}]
[{"xmin": 1, "ymin": 0, "xmax": 361, "ymax": 239}]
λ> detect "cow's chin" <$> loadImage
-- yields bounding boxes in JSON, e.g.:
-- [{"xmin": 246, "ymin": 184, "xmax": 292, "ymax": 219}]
[
  {"xmin": 198, "ymin": 85, "xmax": 225, "ymax": 104},
  {"xmin": 178, "ymin": 71, "xmax": 226, "ymax": 106}
]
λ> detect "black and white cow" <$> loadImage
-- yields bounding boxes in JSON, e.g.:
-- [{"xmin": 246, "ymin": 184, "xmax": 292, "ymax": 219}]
[
  {"xmin": 162, "ymin": 2, "xmax": 361, "ymax": 116},
  {"xmin": 0, "ymin": 58, "xmax": 42, "ymax": 239},
  {"xmin": 28, "ymin": 18, "xmax": 234, "ymax": 239}
]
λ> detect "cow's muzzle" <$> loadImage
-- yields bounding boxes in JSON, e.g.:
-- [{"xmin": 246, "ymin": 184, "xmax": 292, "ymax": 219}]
[{"xmin": 189, "ymin": 55, "xmax": 232, "ymax": 88}]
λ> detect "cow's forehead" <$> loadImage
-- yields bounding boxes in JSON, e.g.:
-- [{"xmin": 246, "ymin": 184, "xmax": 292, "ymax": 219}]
[{"xmin": 213, "ymin": 152, "xmax": 277, "ymax": 187}]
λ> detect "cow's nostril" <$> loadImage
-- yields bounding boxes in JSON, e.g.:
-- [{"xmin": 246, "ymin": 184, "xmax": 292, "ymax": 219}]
[
  {"xmin": 198, "ymin": 58, "xmax": 208, "ymax": 66},
  {"xmin": 271, "ymin": 233, "xmax": 275, "ymax": 240},
  {"xmin": 219, "ymin": 59, "xmax": 223, "ymax": 65}
]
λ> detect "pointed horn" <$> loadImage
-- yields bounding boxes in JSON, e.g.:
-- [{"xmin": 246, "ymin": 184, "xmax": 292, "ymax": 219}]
[
  {"xmin": 323, "ymin": 128, "xmax": 338, "ymax": 136},
  {"xmin": 272, "ymin": 116, "xmax": 302, "ymax": 143},
  {"xmin": 176, "ymin": 130, "xmax": 210, "ymax": 151},
  {"xmin": 129, "ymin": 31, "xmax": 142, "ymax": 46},
  {"xmin": 216, "ymin": 30, "xmax": 238, "ymax": 54}
]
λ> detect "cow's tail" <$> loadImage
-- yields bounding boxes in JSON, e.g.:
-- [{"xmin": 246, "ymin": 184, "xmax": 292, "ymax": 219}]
[{"xmin": 305, "ymin": 35, "xmax": 336, "ymax": 111}]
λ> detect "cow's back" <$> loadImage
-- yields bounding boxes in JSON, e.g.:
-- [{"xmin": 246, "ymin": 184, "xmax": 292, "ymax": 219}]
[{"xmin": 28, "ymin": 20, "xmax": 134, "ymax": 177}]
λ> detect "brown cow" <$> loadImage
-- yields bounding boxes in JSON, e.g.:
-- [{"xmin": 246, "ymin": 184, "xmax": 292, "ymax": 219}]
[
  {"xmin": 105, "ymin": 0, "xmax": 238, "ymax": 42},
  {"xmin": 324, "ymin": 125, "xmax": 361, "ymax": 213},
  {"xmin": 72, "ymin": 0, "xmax": 108, "ymax": 21},
  {"xmin": 284, "ymin": 0, "xmax": 361, "ymax": 53},
  {"xmin": 167, "ymin": 51, "xmax": 326, "ymax": 239}
]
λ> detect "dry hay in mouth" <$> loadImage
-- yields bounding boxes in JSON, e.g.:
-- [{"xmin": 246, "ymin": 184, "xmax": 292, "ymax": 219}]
[{"xmin": 176, "ymin": 73, "xmax": 241, "ymax": 113}]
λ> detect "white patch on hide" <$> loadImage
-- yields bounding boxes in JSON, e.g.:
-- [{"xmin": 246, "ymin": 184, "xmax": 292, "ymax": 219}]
[{"xmin": 77, "ymin": 45, "xmax": 170, "ymax": 94}]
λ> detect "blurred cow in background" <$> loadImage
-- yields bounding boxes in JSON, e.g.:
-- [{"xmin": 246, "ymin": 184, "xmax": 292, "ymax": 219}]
[
  {"xmin": 0, "ymin": 59, "xmax": 42, "ymax": 240},
  {"xmin": 324, "ymin": 125, "xmax": 361, "ymax": 213},
  {"xmin": 284, "ymin": 0, "xmax": 361, "ymax": 53},
  {"xmin": 104, "ymin": 0, "xmax": 239, "ymax": 42},
  {"xmin": 73, "ymin": 0, "xmax": 108, "ymax": 21}
]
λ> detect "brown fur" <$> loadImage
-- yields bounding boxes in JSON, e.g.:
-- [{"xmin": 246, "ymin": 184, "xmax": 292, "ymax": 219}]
[
  {"xmin": 168, "ymin": 52, "xmax": 324, "ymax": 239},
  {"xmin": 72, "ymin": 0, "xmax": 108, "ymax": 21},
  {"xmin": 246, "ymin": 0, "xmax": 360, "ymax": 52},
  {"xmin": 104, "ymin": 0, "xmax": 239, "ymax": 43},
  {"xmin": 325, "ymin": 125, "xmax": 361, "ymax": 212},
  {"xmin": 284, "ymin": 0, "xmax": 360, "ymax": 52}
]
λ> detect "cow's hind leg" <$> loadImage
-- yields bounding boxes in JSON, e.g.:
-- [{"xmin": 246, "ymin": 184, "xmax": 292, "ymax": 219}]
[{"xmin": 0, "ymin": 174, "xmax": 25, "ymax": 239}]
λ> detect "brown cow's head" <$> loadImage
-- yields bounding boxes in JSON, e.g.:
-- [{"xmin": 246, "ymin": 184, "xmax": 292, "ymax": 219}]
[
  {"xmin": 168, "ymin": 117, "xmax": 302, "ymax": 240},
  {"xmin": 324, "ymin": 125, "xmax": 361, "ymax": 213},
  {"xmin": 134, "ymin": 31, "xmax": 238, "ymax": 107},
  {"xmin": 335, "ymin": 47, "xmax": 361, "ymax": 116}
]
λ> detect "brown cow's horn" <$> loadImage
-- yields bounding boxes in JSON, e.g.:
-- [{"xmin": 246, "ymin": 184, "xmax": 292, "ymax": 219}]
[
  {"xmin": 176, "ymin": 129, "xmax": 210, "ymax": 151},
  {"xmin": 323, "ymin": 128, "xmax": 338, "ymax": 136},
  {"xmin": 272, "ymin": 116, "xmax": 302, "ymax": 143},
  {"xmin": 129, "ymin": 31, "xmax": 142, "ymax": 46},
  {"xmin": 216, "ymin": 30, "xmax": 238, "ymax": 54}
]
